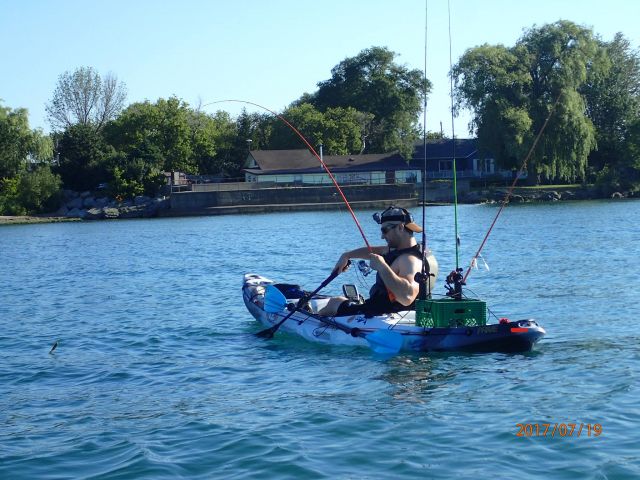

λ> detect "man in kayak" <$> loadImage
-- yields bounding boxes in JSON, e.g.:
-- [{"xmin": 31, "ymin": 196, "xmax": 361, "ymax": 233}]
[{"xmin": 318, "ymin": 206, "xmax": 438, "ymax": 317}]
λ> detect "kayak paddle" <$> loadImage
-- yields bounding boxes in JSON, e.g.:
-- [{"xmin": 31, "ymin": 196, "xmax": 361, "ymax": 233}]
[
  {"xmin": 260, "ymin": 279, "xmax": 404, "ymax": 355},
  {"xmin": 256, "ymin": 266, "xmax": 342, "ymax": 339}
]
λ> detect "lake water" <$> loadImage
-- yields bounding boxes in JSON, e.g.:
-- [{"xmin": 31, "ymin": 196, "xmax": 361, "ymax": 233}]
[{"xmin": 1, "ymin": 200, "xmax": 639, "ymax": 479}]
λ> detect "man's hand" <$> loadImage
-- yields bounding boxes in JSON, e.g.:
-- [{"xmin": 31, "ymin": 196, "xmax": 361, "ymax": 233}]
[
  {"xmin": 369, "ymin": 253, "xmax": 386, "ymax": 271},
  {"xmin": 334, "ymin": 254, "xmax": 351, "ymax": 274}
]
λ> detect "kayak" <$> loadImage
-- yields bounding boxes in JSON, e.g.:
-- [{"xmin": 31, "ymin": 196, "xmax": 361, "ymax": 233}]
[{"xmin": 243, "ymin": 273, "xmax": 545, "ymax": 353}]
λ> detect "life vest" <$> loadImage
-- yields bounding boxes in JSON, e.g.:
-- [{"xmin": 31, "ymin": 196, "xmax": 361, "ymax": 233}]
[{"xmin": 368, "ymin": 244, "xmax": 424, "ymax": 312}]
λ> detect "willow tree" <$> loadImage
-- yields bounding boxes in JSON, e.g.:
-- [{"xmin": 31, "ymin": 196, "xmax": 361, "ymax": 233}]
[
  {"xmin": 582, "ymin": 33, "xmax": 640, "ymax": 187},
  {"xmin": 453, "ymin": 21, "xmax": 599, "ymax": 184},
  {"xmin": 0, "ymin": 103, "xmax": 59, "ymax": 214}
]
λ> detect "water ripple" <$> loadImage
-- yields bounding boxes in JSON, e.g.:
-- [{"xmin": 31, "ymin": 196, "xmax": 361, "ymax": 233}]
[{"xmin": 1, "ymin": 203, "xmax": 639, "ymax": 478}]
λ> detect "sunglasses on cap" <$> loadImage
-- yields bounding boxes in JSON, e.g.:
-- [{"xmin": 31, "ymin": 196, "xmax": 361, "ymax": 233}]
[{"xmin": 373, "ymin": 205, "xmax": 413, "ymax": 225}]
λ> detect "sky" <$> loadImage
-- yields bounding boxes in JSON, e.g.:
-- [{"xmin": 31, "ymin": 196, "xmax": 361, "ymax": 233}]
[{"xmin": 2, "ymin": 0, "xmax": 639, "ymax": 139}]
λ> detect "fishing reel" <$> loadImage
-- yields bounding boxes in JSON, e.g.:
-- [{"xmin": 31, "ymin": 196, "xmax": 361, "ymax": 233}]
[
  {"xmin": 357, "ymin": 260, "xmax": 372, "ymax": 277},
  {"xmin": 445, "ymin": 268, "xmax": 465, "ymax": 300}
]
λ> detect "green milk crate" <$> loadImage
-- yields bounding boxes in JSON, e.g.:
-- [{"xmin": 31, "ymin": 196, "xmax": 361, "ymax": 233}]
[{"xmin": 415, "ymin": 298, "xmax": 487, "ymax": 328}]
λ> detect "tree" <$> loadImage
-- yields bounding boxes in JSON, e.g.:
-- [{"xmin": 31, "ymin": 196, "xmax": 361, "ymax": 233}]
[
  {"xmin": 582, "ymin": 33, "xmax": 640, "ymax": 188},
  {"xmin": 1, "ymin": 103, "xmax": 52, "ymax": 178},
  {"xmin": 106, "ymin": 97, "xmax": 200, "ymax": 174},
  {"xmin": 452, "ymin": 44, "xmax": 532, "ymax": 167},
  {"xmin": 269, "ymin": 103, "xmax": 325, "ymax": 150},
  {"xmin": 453, "ymin": 21, "xmax": 599, "ymax": 184},
  {"xmin": 211, "ymin": 109, "xmax": 270, "ymax": 179},
  {"xmin": 190, "ymin": 110, "xmax": 235, "ymax": 176},
  {"xmin": 0, "ymin": 102, "xmax": 60, "ymax": 215},
  {"xmin": 46, "ymin": 66, "xmax": 127, "ymax": 132},
  {"xmin": 309, "ymin": 46, "xmax": 429, "ymax": 158},
  {"xmin": 55, "ymin": 124, "xmax": 112, "ymax": 191},
  {"xmin": 268, "ymin": 103, "xmax": 371, "ymax": 156}
]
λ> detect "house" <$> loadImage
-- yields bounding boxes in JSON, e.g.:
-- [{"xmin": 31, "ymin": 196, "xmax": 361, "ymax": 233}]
[
  {"xmin": 244, "ymin": 150, "xmax": 420, "ymax": 185},
  {"xmin": 409, "ymin": 138, "xmax": 501, "ymax": 179},
  {"xmin": 244, "ymin": 139, "xmax": 512, "ymax": 185}
]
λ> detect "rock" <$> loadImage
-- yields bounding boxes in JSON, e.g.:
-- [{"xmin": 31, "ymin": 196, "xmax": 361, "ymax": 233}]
[
  {"xmin": 66, "ymin": 208, "xmax": 87, "ymax": 219},
  {"xmin": 83, "ymin": 196, "xmax": 96, "ymax": 208},
  {"xmin": 118, "ymin": 205, "xmax": 146, "ymax": 218},
  {"xmin": 80, "ymin": 190, "xmax": 92, "ymax": 199},
  {"xmin": 611, "ymin": 192, "xmax": 624, "ymax": 199},
  {"xmin": 95, "ymin": 197, "xmax": 109, "ymax": 208},
  {"xmin": 134, "ymin": 195, "xmax": 151, "ymax": 206},
  {"xmin": 66, "ymin": 197, "xmax": 83, "ymax": 209},
  {"xmin": 102, "ymin": 207, "xmax": 120, "ymax": 219},
  {"xmin": 55, "ymin": 205, "xmax": 69, "ymax": 216},
  {"xmin": 461, "ymin": 191, "xmax": 487, "ymax": 204},
  {"xmin": 84, "ymin": 208, "xmax": 104, "ymax": 220},
  {"xmin": 511, "ymin": 194, "xmax": 526, "ymax": 203},
  {"xmin": 63, "ymin": 190, "xmax": 78, "ymax": 200}
]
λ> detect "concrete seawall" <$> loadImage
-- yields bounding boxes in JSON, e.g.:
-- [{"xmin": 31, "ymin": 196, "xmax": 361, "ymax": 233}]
[{"xmin": 167, "ymin": 183, "xmax": 449, "ymax": 216}]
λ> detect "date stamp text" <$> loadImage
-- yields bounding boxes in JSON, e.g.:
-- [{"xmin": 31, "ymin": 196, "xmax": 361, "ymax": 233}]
[{"xmin": 516, "ymin": 423, "xmax": 603, "ymax": 438}]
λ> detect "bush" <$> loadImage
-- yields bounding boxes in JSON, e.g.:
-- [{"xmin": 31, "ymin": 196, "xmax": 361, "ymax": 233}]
[{"xmin": 0, "ymin": 166, "xmax": 62, "ymax": 215}]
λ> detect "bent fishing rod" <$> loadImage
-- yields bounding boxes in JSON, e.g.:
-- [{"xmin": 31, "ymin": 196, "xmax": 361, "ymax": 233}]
[
  {"xmin": 461, "ymin": 91, "xmax": 563, "ymax": 285},
  {"xmin": 203, "ymin": 99, "xmax": 372, "ymax": 252}
]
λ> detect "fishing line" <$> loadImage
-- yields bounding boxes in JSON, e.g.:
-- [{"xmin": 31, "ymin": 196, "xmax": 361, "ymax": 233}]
[
  {"xmin": 447, "ymin": 0, "xmax": 460, "ymax": 270},
  {"xmin": 420, "ymin": 0, "xmax": 428, "ymax": 260},
  {"xmin": 462, "ymin": 91, "xmax": 563, "ymax": 284},
  {"xmin": 204, "ymin": 99, "xmax": 372, "ymax": 251}
]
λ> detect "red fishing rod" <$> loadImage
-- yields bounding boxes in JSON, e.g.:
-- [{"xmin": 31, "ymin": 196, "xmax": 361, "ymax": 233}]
[
  {"xmin": 204, "ymin": 99, "xmax": 372, "ymax": 252},
  {"xmin": 462, "ymin": 92, "xmax": 563, "ymax": 284}
]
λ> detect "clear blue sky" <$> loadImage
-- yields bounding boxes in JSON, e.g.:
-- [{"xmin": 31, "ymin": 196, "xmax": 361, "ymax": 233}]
[{"xmin": 2, "ymin": 0, "xmax": 638, "ymax": 138}]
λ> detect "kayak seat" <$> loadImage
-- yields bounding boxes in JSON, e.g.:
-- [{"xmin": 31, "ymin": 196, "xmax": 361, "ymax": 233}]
[{"xmin": 272, "ymin": 283, "xmax": 305, "ymax": 299}]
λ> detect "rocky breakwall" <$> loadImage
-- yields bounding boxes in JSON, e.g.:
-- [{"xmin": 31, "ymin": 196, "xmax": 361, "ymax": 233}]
[
  {"xmin": 459, "ymin": 186, "xmax": 635, "ymax": 204},
  {"xmin": 56, "ymin": 190, "xmax": 170, "ymax": 220}
]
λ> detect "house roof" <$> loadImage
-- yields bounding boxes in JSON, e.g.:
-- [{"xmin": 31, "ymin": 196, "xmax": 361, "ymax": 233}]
[
  {"xmin": 245, "ymin": 150, "xmax": 409, "ymax": 175},
  {"xmin": 245, "ymin": 139, "xmax": 483, "ymax": 175},
  {"xmin": 410, "ymin": 138, "xmax": 478, "ymax": 161}
]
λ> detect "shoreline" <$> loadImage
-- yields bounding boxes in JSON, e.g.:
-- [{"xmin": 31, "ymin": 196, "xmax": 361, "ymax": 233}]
[
  {"xmin": 2, "ymin": 194, "xmax": 636, "ymax": 226},
  {"xmin": 0, "ymin": 215, "xmax": 81, "ymax": 226}
]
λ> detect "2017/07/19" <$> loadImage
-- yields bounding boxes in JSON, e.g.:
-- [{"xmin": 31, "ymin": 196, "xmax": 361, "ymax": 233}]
[{"xmin": 516, "ymin": 423, "xmax": 602, "ymax": 438}]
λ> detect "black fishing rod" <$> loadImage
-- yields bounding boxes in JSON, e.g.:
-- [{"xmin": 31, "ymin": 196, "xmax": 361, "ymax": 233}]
[{"xmin": 415, "ymin": 0, "xmax": 434, "ymax": 324}]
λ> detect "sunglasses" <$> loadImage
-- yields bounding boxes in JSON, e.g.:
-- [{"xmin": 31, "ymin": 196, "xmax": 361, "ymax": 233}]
[{"xmin": 381, "ymin": 224, "xmax": 399, "ymax": 235}]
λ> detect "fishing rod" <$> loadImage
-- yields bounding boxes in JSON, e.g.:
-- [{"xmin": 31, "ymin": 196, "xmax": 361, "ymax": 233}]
[
  {"xmin": 462, "ymin": 91, "xmax": 563, "ymax": 284},
  {"xmin": 416, "ymin": 0, "xmax": 433, "ymax": 302},
  {"xmin": 447, "ymin": 0, "xmax": 461, "ymax": 273},
  {"xmin": 204, "ymin": 99, "xmax": 372, "ymax": 252}
]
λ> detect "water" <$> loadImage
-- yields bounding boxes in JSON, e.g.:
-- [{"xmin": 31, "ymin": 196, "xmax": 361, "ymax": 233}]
[{"xmin": 1, "ymin": 200, "xmax": 639, "ymax": 479}]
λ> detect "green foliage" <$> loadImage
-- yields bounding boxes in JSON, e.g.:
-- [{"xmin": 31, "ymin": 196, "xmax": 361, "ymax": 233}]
[
  {"xmin": 308, "ymin": 46, "xmax": 429, "ymax": 158},
  {"xmin": 1, "ymin": 103, "xmax": 53, "ymax": 178},
  {"xmin": 269, "ymin": 103, "xmax": 325, "ymax": 150},
  {"xmin": 107, "ymin": 163, "xmax": 162, "ymax": 199},
  {"xmin": 269, "ymin": 103, "xmax": 371, "ymax": 156},
  {"xmin": 106, "ymin": 97, "xmax": 205, "ymax": 175},
  {"xmin": 453, "ymin": 21, "xmax": 600, "ymax": 184},
  {"xmin": 216, "ymin": 110, "xmax": 272, "ymax": 179},
  {"xmin": 0, "ymin": 166, "xmax": 61, "ymax": 215},
  {"xmin": 56, "ymin": 124, "xmax": 112, "ymax": 191},
  {"xmin": 103, "ymin": 97, "xmax": 244, "ymax": 194},
  {"xmin": 582, "ymin": 33, "xmax": 640, "ymax": 187},
  {"xmin": 191, "ymin": 110, "xmax": 238, "ymax": 175},
  {"xmin": 0, "ymin": 176, "xmax": 25, "ymax": 215},
  {"xmin": 0, "ymin": 102, "xmax": 60, "ymax": 215}
]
